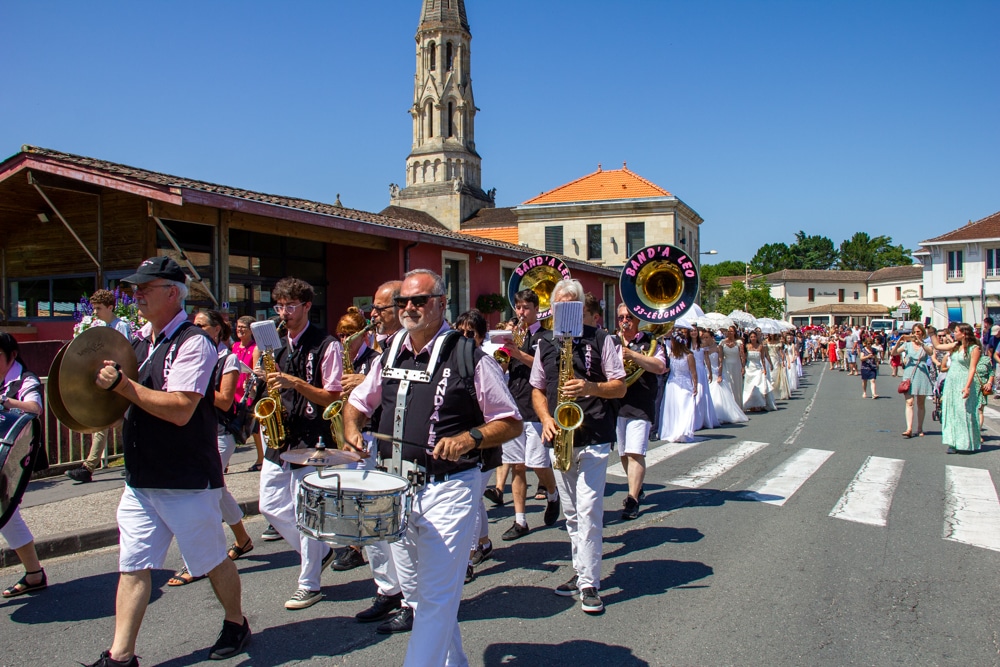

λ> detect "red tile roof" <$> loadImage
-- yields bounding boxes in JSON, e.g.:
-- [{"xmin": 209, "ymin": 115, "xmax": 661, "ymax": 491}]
[
  {"xmin": 522, "ymin": 163, "xmax": 672, "ymax": 205},
  {"xmin": 921, "ymin": 210, "xmax": 1000, "ymax": 244}
]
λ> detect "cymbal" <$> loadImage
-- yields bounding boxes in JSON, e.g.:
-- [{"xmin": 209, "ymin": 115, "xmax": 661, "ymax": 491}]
[
  {"xmin": 280, "ymin": 447, "xmax": 361, "ymax": 467},
  {"xmin": 46, "ymin": 345, "xmax": 89, "ymax": 432},
  {"xmin": 52, "ymin": 327, "xmax": 139, "ymax": 433}
]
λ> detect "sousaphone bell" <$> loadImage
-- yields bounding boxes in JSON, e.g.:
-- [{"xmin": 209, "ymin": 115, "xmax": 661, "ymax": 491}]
[
  {"xmin": 619, "ymin": 244, "xmax": 699, "ymax": 324},
  {"xmin": 507, "ymin": 254, "xmax": 571, "ymax": 327}
]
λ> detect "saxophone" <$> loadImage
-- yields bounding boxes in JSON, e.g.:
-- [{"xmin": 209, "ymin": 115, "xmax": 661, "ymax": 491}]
[
  {"xmin": 552, "ymin": 333, "xmax": 584, "ymax": 472},
  {"xmin": 323, "ymin": 320, "xmax": 377, "ymax": 449},
  {"xmin": 254, "ymin": 321, "xmax": 287, "ymax": 450}
]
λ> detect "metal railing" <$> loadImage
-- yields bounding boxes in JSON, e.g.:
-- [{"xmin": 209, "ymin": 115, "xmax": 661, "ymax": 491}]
[
  {"xmin": 39, "ymin": 376, "xmax": 124, "ymax": 470},
  {"xmin": 947, "ymin": 269, "xmax": 964, "ymax": 280}
]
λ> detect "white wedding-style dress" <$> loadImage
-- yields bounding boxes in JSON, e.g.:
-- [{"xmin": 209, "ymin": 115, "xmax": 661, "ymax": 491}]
[
  {"xmin": 692, "ymin": 347, "xmax": 720, "ymax": 430},
  {"xmin": 743, "ymin": 348, "xmax": 776, "ymax": 411},
  {"xmin": 708, "ymin": 351, "xmax": 749, "ymax": 424},
  {"xmin": 660, "ymin": 352, "xmax": 698, "ymax": 443}
]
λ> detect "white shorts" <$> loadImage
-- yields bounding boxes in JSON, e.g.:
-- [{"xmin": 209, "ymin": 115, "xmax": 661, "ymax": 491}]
[
  {"xmin": 0, "ymin": 507, "xmax": 34, "ymax": 550},
  {"xmin": 616, "ymin": 417, "xmax": 651, "ymax": 457},
  {"xmin": 501, "ymin": 422, "xmax": 549, "ymax": 468},
  {"xmin": 117, "ymin": 485, "xmax": 228, "ymax": 577}
]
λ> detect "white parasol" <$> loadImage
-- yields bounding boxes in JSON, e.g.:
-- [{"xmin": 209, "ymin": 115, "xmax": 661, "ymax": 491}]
[
  {"xmin": 728, "ymin": 310, "xmax": 758, "ymax": 329},
  {"xmin": 696, "ymin": 312, "xmax": 735, "ymax": 331},
  {"xmin": 756, "ymin": 318, "xmax": 784, "ymax": 335}
]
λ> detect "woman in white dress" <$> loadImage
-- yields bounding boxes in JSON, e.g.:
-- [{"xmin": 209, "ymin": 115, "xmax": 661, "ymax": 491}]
[
  {"xmin": 691, "ymin": 327, "xmax": 720, "ymax": 430},
  {"xmin": 706, "ymin": 330, "xmax": 748, "ymax": 424},
  {"xmin": 784, "ymin": 334, "xmax": 799, "ymax": 393},
  {"xmin": 721, "ymin": 326, "xmax": 745, "ymax": 409},
  {"xmin": 744, "ymin": 331, "xmax": 776, "ymax": 412},
  {"xmin": 660, "ymin": 331, "xmax": 699, "ymax": 442},
  {"xmin": 767, "ymin": 334, "xmax": 790, "ymax": 400}
]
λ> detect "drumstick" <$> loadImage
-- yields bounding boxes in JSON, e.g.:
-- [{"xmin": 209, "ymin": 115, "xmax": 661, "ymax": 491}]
[{"xmin": 369, "ymin": 432, "xmax": 479, "ymax": 464}]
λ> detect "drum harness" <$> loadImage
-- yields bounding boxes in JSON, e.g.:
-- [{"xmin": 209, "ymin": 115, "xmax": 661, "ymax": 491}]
[{"xmin": 380, "ymin": 329, "xmax": 477, "ymax": 493}]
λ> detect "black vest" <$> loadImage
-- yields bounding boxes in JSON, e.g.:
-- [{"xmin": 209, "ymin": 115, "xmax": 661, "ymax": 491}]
[
  {"xmin": 123, "ymin": 322, "xmax": 223, "ymax": 489},
  {"xmin": 618, "ymin": 331, "xmax": 659, "ymax": 422},
  {"xmin": 376, "ymin": 330, "xmax": 484, "ymax": 476},
  {"xmin": 507, "ymin": 326, "xmax": 551, "ymax": 423},
  {"xmin": 537, "ymin": 325, "xmax": 616, "ymax": 447},
  {"xmin": 264, "ymin": 324, "xmax": 337, "ymax": 465}
]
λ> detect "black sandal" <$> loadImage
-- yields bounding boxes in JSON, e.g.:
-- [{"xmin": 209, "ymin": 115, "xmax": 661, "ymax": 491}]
[
  {"xmin": 2, "ymin": 568, "xmax": 47, "ymax": 598},
  {"xmin": 167, "ymin": 566, "xmax": 206, "ymax": 587},
  {"xmin": 228, "ymin": 539, "xmax": 254, "ymax": 561}
]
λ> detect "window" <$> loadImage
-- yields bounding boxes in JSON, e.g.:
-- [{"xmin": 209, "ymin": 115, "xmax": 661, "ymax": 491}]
[
  {"xmin": 838, "ymin": 289, "xmax": 845, "ymax": 303},
  {"xmin": 447, "ymin": 102, "xmax": 454, "ymax": 137},
  {"xmin": 919, "ymin": 285, "xmax": 923, "ymax": 298},
  {"xmin": 426, "ymin": 101, "xmax": 433, "ymax": 138},
  {"xmin": 988, "ymin": 248, "xmax": 1000, "ymax": 277},
  {"xmin": 873, "ymin": 288, "xmax": 879, "ymax": 301},
  {"xmin": 854, "ymin": 292, "xmax": 860, "ymax": 300},
  {"xmin": 446, "ymin": 42, "xmax": 454, "ymax": 71},
  {"xmin": 587, "ymin": 224, "xmax": 602, "ymax": 260},
  {"xmin": 10, "ymin": 275, "xmax": 96, "ymax": 319},
  {"xmin": 429, "ymin": 42, "xmax": 436, "ymax": 71},
  {"xmin": 947, "ymin": 250, "xmax": 964, "ymax": 280},
  {"xmin": 808, "ymin": 288, "xmax": 815, "ymax": 302},
  {"xmin": 442, "ymin": 254, "xmax": 469, "ymax": 324},
  {"xmin": 544, "ymin": 226, "xmax": 564, "ymax": 255},
  {"xmin": 626, "ymin": 222, "xmax": 645, "ymax": 257},
  {"xmin": 895, "ymin": 286, "xmax": 902, "ymax": 300}
]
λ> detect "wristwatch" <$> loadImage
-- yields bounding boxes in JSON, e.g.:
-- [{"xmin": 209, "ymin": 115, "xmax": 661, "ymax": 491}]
[{"xmin": 469, "ymin": 427, "xmax": 484, "ymax": 449}]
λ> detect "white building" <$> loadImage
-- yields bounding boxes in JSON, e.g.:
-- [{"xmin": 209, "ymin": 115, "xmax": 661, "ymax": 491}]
[{"xmin": 915, "ymin": 209, "xmax": 1000, "ymax": 328}]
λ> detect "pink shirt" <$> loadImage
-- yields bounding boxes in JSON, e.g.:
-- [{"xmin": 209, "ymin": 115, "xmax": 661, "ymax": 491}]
[
  {"xmin": 152, "ymin": 310, "xmax": 217, "ymax": 396},
  {"xmin": 232, "ymin": 339, "xmax": 256, "ymax": 402},
  {"xmin": 529, "ymin": 331, "xmax": 627, "ymax": 390},
  {"xmin": 349, "ymin": 322, "xmax": 521, "ymax": 423},
  {"xmin": 287, "ymin": 323, "xmax": 343, "ymax": 392}
]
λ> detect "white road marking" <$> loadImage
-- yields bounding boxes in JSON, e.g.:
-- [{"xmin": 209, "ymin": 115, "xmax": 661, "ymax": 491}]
[
  {"xmin": 668, "ymin": 440, "xmax": 770, "ymax": 489},
  {"xmin": 607, "ymin": 439, "xmax": 703, "ymax": 478},
  {"xmin": 741, "ymin": 448, "xmax": 835, "ymax": 506},
  {"xmin": 784, "ymin": 364, "xmax": 826, "ymax": 445},
  {"xmin": 943, "ymin": 466, "xmax": 1000, "ymax": 552},
  {"xmin": 828, "ymin": 456, "xmax": 904, "ymax": 526},
  {"xmin": 983, "ymin": 406, "xmax": 1000, "ymax": 421}
]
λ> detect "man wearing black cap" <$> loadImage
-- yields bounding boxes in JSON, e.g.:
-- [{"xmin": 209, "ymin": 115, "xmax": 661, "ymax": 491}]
[{"xmin": 85, "ymin": 257, "xmax": 250, "ymax": 667}]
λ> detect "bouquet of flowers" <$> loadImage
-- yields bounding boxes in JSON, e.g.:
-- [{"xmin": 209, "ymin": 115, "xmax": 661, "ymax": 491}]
[{"xmin": 73, "ymin": 288, "xmax": 147, "ymax": 338}]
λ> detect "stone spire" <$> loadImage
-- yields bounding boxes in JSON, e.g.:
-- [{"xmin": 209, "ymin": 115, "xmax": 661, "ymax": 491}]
[{"xmin": 389, "ymin": 0, "xmax": 491, "ymax": 232}]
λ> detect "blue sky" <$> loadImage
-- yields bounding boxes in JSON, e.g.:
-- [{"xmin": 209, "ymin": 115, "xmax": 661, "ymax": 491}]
[{"xmin": 2, "ymin": 1, "xmax": 997, "ymax": 265}]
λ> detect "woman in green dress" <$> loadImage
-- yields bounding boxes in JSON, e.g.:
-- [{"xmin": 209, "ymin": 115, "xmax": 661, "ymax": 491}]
[
  {"xmin": 890, "ymin": 323, "xmax": 935, "ymax": 438},
  {"xmin": 934, "ymin": 323, "xmax": 983, "ymax": 453}
]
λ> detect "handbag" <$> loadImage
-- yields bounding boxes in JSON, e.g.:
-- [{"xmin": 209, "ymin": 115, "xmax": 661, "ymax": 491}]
[{"xmin": 897, "ymin": 378, "xmax": 911, "ymax": 394}]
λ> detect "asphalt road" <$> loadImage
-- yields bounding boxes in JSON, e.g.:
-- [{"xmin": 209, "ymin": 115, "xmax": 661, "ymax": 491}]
[{"xmin": 3, "ymin": 362, "xmax": 1000, "ymax": 667}]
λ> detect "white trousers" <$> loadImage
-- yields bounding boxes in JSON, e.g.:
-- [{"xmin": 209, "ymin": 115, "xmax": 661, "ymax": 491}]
[
  {"xmin": 390, "ymin": 467, "xmax": 478, "ymax": 667},
  {"xmin": 550, "ymin": 443, "xmax": 610, "ymax": 590},
  {"xmin": 0, "ymin": 507, "xmax": 33, "ymax": 550},
  {"xmin": 217, "ymin": 432, "xmax": 244, "ymax": 526},
  {"xmin": 470, "ymin": 469, "xmax": 490, "ymax": 552},
  {"xmin": 259, "ymin": 458, "xmax": 330, "ymax": 591},
  {"xmin": 347, "ymin": 438, "xmax": 402, "ymax": 598}
]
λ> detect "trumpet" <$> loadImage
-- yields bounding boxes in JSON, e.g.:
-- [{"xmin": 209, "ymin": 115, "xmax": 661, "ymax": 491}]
[{"xmin": 493, "ymin": 317, "xmax": 528, "ymax": 365}]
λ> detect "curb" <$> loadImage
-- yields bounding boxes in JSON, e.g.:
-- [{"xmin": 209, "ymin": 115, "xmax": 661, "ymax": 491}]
[{"xmin": 1, "ymin": 499, "xmax": 260, "ymax": 569}]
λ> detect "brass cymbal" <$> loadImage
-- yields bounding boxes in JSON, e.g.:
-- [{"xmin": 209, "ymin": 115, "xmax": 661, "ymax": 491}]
[
  {"xmin": 53, "ymin": 327, "xmax": 138, "ymax": 433},
  {"xmin": 280, "ymin": 447, "xmax": 361, "ymax": 467},
  {"xmin": 46, "ymin": 346, "xmax": 89, "ymax": 432}
]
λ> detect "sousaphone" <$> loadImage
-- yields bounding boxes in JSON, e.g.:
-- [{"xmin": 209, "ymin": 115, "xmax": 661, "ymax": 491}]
[
  {"xmin": 619, "ymin": 243, "xmax": 699, "ymax": 324},
  {"xmin": 507, "ymin": 254, "xmax": 571, "ymax": 325},
  {"xmin": 47, "ymin": 326, "xmax": 139, "ymax": 433}
]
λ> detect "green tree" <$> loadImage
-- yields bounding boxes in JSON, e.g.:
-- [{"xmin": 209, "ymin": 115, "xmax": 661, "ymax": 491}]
[
  {"xmin": 699, "ymin": 260, "xmax": 749, "ymax": 310},
  {"xmin": 838, "ymin": 232, "xmax": 912, "ymax": 271},
  {"xmin": 789, "ymin": 231, "xmax": 838, "ymax": 270},
  {"xmin": 715, "ymin": 276, "xmax": 784, "ymax": 319},
  {"xmin": 750, "ymin": 243, "xmax": 792, "ymax": 275},
  {"xmin": 908, "ymin": 302, "xmax": 923, "ymax": 322}
]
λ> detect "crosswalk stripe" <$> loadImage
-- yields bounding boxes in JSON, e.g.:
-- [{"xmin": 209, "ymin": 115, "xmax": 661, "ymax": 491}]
[
  {"xmin": 668, "ymin": 440, "xmax": 769, "ymax": 489},
  {"xmin": 943, "ymin": 466, "xmax": 1000, "ymax": 552},
  {"xmin": 740, "ymin": 448, "xmax": 835, "ymax": 506},
  {"xmin": 828, "ymin": 456, "xmax": 904, "ymax": 526},
  {"xmin": 606, "ymin": 439, "xmax": 703, "ymax": 478},
  {"xmin": 984, "ymin": 406, "xmax": 1000, "ymax": 421}
]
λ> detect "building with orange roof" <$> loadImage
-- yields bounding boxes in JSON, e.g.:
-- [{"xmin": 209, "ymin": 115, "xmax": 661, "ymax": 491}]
[{"xmin": 516, "ymin": 163, "xmax": 704, "ymax": 268}]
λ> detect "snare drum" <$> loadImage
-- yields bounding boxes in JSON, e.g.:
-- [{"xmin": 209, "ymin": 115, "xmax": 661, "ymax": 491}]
[{"xmin": 296, "ymin": 468, "xmax": 411, "ymax": 546}]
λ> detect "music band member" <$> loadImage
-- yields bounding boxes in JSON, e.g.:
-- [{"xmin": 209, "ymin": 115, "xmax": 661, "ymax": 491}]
[
  {"xmin": 531, "ymin": 281, "xmax": 626, "ymax": 615},
  {"xmin": 343, "ymin": 281, "xmax": 413, "ymax": 631},
  {"xmin": 615, "ymin": 304, "xmax": 667, "ymax": 520},
  {"xmin": 0, "ymin": 333, "xmax": 47, "ymax": 600},
  {"xmin": 258, "ymin": 277, "xmax": 343, "ymax": 610},
  {"xmin": 344, "ymin": 269, "xmax": 522, "ymax": 666},
  {"xmin": 88, "ymin": 257, "xmax": 249, "ymax": 666},
  {"xmin": 498, "ymin": 289, "xmax": 560, "ymax": 541}
]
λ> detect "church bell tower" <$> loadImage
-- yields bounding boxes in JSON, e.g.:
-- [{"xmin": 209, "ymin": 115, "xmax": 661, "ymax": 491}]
[{"xmin": 388, "ymin": 0, "xmax": 493, "ymax": 232}]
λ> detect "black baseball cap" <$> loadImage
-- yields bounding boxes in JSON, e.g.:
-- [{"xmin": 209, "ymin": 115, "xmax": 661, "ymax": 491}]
[{"xmin": 121, "ymin": 256, "xmax": 187, "ymax": 285}]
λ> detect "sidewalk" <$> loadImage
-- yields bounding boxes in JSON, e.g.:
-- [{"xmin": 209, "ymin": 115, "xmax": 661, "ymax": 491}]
[{"xmin": 0, "ymin": 443, "xmax": 264, "ymax": 569}]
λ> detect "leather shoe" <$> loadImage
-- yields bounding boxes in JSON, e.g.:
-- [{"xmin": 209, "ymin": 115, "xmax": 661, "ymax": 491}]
[
  {"xmin": 332, "ymin": 547, "xmax": 365, "ymax": 571},
  {"xmin": 356, "ymin": 592, "xmax": 403, "ymax": 622},
  {"xmin": 502, "ymin": 521, "xmax": 529, "ymax": 541},
  {"xmin": 543, "ymin": 498, "xmax": 560, "ymax": 526},
  {"xmin": 376, "ymin": 606, "xmax": 414, "ymax": 634}
]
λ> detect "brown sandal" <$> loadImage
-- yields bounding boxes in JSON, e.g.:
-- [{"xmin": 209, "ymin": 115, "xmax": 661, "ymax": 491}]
[{"xmin": 228, "ymin": 539, "xmax": 254, "ymax": 561}]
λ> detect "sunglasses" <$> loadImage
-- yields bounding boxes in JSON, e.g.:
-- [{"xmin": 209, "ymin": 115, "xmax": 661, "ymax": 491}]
[
  {"xmin": 460, "ymin": 330, "xmax": 476, "ymax": 338},
  {"xmin": 394, "ymin": 294, "xmax": 443, "ymax": 309},
  {"xmin": 371, "ymin": 304, "xmax": 397, "ymax": 315}
]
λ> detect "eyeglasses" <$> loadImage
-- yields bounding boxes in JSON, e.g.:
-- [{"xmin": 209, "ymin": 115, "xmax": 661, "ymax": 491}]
[
  {"xmin": 616, "ymin": 315, "xmax": 633, "ymax": 321},
  {"xmin": 370, "ymin": 304, "xmax": 397, "ymax": 315},
  {"xmin": 131, "ymin": 283, "xmax": 173, "ymax": 295},
  {"xmin": 393, "ymin": 294, "xmax": 443, "ymax": 309},
  {"xmin": 273, "ymin": 302, "xmax": 303, "ymax": 314}
]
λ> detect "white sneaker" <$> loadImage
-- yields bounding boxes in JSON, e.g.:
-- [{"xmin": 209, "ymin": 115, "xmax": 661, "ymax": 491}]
[{"xmin": 285, "ymin": 588, "xmax": 323, "ymax": 610}]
